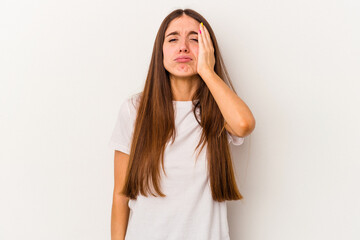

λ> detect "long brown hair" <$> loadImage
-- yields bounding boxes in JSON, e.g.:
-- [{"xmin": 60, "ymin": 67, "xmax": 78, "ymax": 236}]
[{"xmin": 122, "ymin": 8, "xmax": 243, "ymax": 202}]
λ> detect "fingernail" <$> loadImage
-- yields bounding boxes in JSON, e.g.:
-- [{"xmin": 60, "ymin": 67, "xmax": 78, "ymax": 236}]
[
  {"xmin": 201, "ymin": 22, "xmax": 203, "ymax": 27},
  {"xmin": 199, "ymin": 29, "xmax": 201, "ymax": 34}
]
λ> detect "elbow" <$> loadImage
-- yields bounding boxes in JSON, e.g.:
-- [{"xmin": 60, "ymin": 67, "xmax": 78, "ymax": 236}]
[{"xmin": 237, "ymin": 118, "xmax": 256, "ymax": 137}]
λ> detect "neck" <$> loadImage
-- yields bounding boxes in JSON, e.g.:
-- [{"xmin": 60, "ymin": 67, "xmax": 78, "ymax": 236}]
[{"xmin": 170, "ymin": 74, "xmax": 201, "ymax": 101}]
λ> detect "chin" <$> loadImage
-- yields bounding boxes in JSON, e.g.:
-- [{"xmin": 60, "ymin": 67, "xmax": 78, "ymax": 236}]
[{"xmin": 174, "ymin": 71, "xmax": 196, "ymax": 77}]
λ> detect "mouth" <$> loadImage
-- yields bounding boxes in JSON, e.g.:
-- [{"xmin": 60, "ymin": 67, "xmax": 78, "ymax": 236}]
[{"xmin": 175, "ymin": 57, "xmax": 192, "ymax": 63}]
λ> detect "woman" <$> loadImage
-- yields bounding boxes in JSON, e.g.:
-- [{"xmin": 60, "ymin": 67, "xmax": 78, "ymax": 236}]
[{"xmin": 109, "ymin": 8, "xmax": 256, "ymax": 240}]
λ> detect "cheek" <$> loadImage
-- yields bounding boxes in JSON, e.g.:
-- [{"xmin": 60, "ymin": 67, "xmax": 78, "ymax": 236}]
[
  {"xmin": 162, "ymin": 51, "xmax": 170, "ymax": 65},
  {"xmin": 193, "ymin": 50, "xmax": 199, "ymax": 62},
  {"xmin": 192, "ymin": 46, "xmax": 199, "ymax": 56},
  {"xmin": 163, "ymin": 47, "xmax": 173, "ymax": 61}
]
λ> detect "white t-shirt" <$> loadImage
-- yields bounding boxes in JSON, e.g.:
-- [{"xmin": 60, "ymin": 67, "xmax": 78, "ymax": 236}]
[{"xmin": 108, "ymin": 93, "xmax": 245, "ymax": 240}]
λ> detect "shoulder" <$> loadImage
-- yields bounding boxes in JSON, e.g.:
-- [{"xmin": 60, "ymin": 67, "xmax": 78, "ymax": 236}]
[
  {"xmin": 121, "ymin": 91, "xmax": 142, "ymax": 119},
  {"xmin": 127, "ymin": 91, "xmax": 142, "ymax": 111}
]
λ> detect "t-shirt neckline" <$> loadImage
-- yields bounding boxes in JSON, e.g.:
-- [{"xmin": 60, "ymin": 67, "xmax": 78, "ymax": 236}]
[{"xmin": 172, "ymin": 99, "xmax": 199, "ymax": 108}]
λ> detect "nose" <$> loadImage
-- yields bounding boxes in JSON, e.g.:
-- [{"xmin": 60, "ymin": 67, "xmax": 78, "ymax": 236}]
[
  {"xmin": 180, "ymin": 47, "xmax": 188, "ymax": 53},
  {"xmin": 179, "ymin": 39, "xmax": 189, "ymax": 53}
]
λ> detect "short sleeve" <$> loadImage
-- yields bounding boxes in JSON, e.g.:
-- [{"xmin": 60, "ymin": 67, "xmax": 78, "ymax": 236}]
[
  {"xmin": 108, "ymin": 99, "xmax": 134, "ymax": 155},
  {"xmin": 227, "ymin": 130, "xmax": 245, "ymax": 146}
]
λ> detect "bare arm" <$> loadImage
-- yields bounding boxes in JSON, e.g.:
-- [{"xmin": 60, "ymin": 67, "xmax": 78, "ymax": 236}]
[
  {"xmin": 201, "ymin": 71, "xmax": 256, "ymax": 137},
  {"xmin": 197, "ymin": 23, "xmax": 255, "ymax": 138},
  {"xmin": 111, "ymin": 150, "xmax": 131, "ymax": 240}
]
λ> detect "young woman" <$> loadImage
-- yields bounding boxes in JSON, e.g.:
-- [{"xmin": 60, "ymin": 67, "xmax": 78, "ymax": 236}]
[{"xmin": 109, "ymin": 8, "xmax": 255, "ymax": 240}]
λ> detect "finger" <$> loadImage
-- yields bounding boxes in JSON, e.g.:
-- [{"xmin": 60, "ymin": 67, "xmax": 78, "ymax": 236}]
[
  {"xmin": 200, "ymin": 23, "xmax": 209, "ymax": 50},
  {"xmin": 202, "ymin": 24, "xmax": 213, "ymax": 51},
  {"xmin": 198, "ymin": 23, "xmax": 205, "ymax": 50}
]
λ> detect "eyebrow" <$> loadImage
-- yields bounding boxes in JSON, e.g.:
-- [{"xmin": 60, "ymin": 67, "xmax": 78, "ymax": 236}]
[{"xmin": 165, "ymin": 31, "xmax": 198, "ymax": 38}]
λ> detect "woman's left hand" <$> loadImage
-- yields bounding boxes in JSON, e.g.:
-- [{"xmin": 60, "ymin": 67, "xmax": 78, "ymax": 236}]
[{"xmin": 197, "ymin": 22, "xmax": 216, "ymax": 77}]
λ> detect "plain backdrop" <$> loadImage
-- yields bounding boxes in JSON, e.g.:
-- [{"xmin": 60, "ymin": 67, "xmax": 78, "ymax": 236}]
[{"xmin": 1, "ymin": 0, "xmax": 359, "ymax": 239}]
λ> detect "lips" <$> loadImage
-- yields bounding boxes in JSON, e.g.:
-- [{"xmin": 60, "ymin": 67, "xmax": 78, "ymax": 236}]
[{"xmin": 175, "ymin": 56, "xmax": 192, "ymax": 62}]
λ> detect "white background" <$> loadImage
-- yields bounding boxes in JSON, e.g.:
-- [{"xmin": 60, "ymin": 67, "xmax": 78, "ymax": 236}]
[{"xmin": 1, "ymin": 0, "xmax": 359, "ymax": 239}]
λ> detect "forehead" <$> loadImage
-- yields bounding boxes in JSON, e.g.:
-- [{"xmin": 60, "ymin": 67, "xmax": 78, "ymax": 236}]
[{"xmin": 165, "ymin": 15, "xmax": 199, "ymax": 36}]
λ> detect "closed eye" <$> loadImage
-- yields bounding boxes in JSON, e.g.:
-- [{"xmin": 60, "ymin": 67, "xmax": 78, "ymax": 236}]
[{"xmin": 169, "ymin": 39, "xmax": 198, "ymax": 42}]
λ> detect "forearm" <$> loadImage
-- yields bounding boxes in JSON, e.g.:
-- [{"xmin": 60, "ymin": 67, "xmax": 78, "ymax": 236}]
[
  {"xmin": 111, "ymin": 194, "xmax": 130, "ymax": 240},
  {"xmin": 200, "ymin": 70, "xmax": 255, "ymax": 136}
]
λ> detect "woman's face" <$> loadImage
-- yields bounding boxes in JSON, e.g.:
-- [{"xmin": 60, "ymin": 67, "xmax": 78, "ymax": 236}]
[{"xmin": 163, "ymin": 15, "xmax": 200, "ymax": 78}]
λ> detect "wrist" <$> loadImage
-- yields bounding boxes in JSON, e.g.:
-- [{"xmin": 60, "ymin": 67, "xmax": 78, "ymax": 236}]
[{"xmin": 199, "ymin": 69, "xmax": 216, "ymax": 79}]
